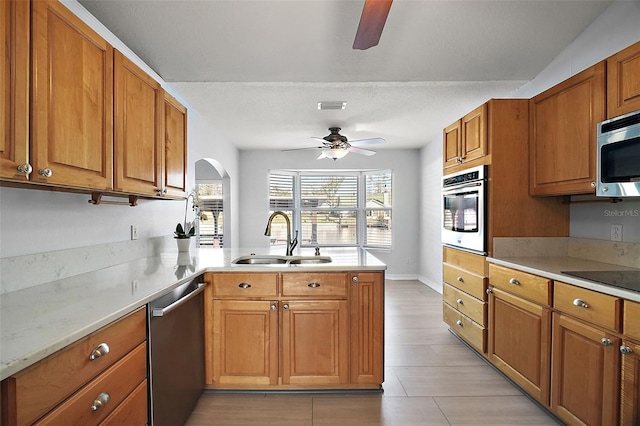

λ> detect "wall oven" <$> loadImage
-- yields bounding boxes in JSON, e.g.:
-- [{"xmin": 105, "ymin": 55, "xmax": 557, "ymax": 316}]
[
  {"xmin": 442, "ymin": 165, "xmax": 486, "ymax": 254},
  {"xmin": 596, "ymin": 109, "xmax": 640, "ymax": 197}
]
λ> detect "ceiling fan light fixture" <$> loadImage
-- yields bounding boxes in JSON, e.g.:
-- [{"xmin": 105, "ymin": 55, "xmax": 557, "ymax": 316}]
[
  {"xmin": 317, "ymin": 101, "xmax": 347, "ymax": 110},
  {"xmin": 322, "ymin": 148, "xmax": 349, "ymax": 160}
]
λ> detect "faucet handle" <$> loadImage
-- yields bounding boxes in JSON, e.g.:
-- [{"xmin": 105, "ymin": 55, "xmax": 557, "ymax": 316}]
[{"xmin": 315, "ymin": 246, "xmax": 320, "ymax": 256}]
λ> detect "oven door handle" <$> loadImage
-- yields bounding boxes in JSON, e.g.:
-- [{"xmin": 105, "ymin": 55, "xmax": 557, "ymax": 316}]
[
  {"xmin": 152, "ymin": 283, "xmax": 207, "ymax": 317},
  {"xmin": 442, "ymin": 181, "xmax": 483, "ymax": 193}
]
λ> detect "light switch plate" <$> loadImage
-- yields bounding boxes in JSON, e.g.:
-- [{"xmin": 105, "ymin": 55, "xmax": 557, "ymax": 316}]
[
  {"xmin": 610, "ymin": 224, "xmax": 622, "ymax": 242},
  {"xmin": 131, "ymin": 225, "xmax": 138, "ymax": 240}
]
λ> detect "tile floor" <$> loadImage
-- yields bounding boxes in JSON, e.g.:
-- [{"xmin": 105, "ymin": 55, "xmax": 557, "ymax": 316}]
[{"xmin": 186, "ymin": 280, "xmax": 560, "ymax": 425}]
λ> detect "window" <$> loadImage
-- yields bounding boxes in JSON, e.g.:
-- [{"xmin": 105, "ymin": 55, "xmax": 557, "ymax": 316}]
[
  {"xmin": 268, "ymin": 170, "xmax": 392, "ymax": 249},
  {"xmin": 197, "ymin": 183, "xmax": 224, "ymax": 247}
]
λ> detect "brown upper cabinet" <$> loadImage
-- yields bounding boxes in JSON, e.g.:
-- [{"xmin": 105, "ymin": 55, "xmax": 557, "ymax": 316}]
[
  {"xmin": 529, "ymin": 62, "xmax": 606, "ymax": 196},
  {"xmin": 607, "ymin": 41, "xmax": 640, "ymax": 119},
  {"xmin": 0, "ymin": 0, "xmax": 188, "ymax": 200},
  {"xmin": 443, "ymin": 104, "xmax": 487, "ymax": 170},
  {"xmin": 32, "ymin": 0, "xmax": 114, "ymax": 190},
  {"xmin": 163, "ymin": 92, "xmax": 188, "ymax": 198},
  {"xmin": 1, "ymin": 0, "xmax": 30, "ymax": 181},
  {"xmin": 114, "ymin": 50, "xmax": 163, "ymax": 197}
]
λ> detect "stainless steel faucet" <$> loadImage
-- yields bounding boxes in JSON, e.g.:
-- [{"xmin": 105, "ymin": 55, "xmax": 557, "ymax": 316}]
[{"xmin": 264, "ymin": 211, "xmax": 298, "ymax": 256}]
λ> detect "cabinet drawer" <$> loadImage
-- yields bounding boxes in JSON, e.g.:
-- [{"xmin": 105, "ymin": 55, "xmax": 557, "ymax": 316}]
[
  {"xmin": 35, "ymin": 343, "xmax": 147, "ymax": 425},
  {"xmin": 443, "ymin": 264, "xmax": 487, "ymax": 301},
  {"xmin": 624, "ymin": 300, "xmax": 640, "ymax": 341},
  {"xmin": 212, "ymin": 273, "xmax": 278, "ymax": 298},
  {"xmin": 6, "ymin": 308, "xmax": 146, "ymax": 426},
  {"xmin": 282, "ymin": 273, "xmax": 348, "ymax": 298},
  {"xmin": 443, "ymin": 247, "xmax": 486, "ymax": 276},
  {"xmin": 443, "ymin": 283, "xmax": 486, "ymax": 326},
  {"xmin": 489, "ymin": 264, "xmax": 551, "ymax": 306},
  {"xmin": 553, "ymin": 281, "xmax": 622, "ymax": 332},
  {"xmin": 443, "ymin": 302, "xmax": 486, "ymax": 353},
  {"xmin": 99, "ymin": 379, "xmax": 147, "ymax": 426}
]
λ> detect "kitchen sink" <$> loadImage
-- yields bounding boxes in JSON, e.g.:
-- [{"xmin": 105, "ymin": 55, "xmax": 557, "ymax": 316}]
[{"xmin": 232, "ymin": 255, "xmax": 332, "ymax": 265}]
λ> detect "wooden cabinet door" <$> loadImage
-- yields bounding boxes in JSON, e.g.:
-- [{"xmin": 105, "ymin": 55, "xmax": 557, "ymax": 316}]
[
  {"xmin": 551, "ymin": 313, "xmax": 620, "ymax": 426},
  {"xmin": 114, "ymin": 50, "xmax": 163, "ymax": 196},
  {"xmin": 1, "ymin": 0, "xmax": 30, "ymax": 181},
  {"xmin": 31, "ymin": 0, "xmax": 113, "ymax": 190},
  {"xmin": 488, "ymin": 288, "xmax": 551, "ymax": 405},
  {"xmin": 281, "ymin": 300, "xmax": 349, "ymax": 385},
  {"xmin": 350, "ymin": 272, "xmax": 384, "ymax": 385},
  {"xmin": 443, "ymin": 120, "xmax": 461, "ymax": 169},
  {"xmin": 460, "ymin": 104, "xmax": 487, "ymax": 163},
  {"xmin": 529, "ymin": 62, "xmax": 605, "ymax": 196},
  {"xmin": 607, "ymin": 41, "xmax": 640, "ymax": 118},
  {"xmin": 162, "ymin": 92, "xmax": 187, "ymax": 198},
  {"xmin": 620, "ymin": 339, "xmax": 640, "ymax": 426},
  {"xmin": 211, "ymin": 300, "xmax": 278, "ymax": 387}
]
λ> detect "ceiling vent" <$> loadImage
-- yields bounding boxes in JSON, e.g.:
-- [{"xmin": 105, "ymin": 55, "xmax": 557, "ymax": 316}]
[{"xmin": 317, "ymin": 101, "xmax": 347, "ymax": 110}]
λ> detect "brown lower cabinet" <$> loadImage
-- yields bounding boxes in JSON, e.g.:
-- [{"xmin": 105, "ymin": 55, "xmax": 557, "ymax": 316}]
[
  {"xmin": 551, "ymin": 313, "xmax": 620, "ymax": 426},
  {"xmin": 620, "ymin": 339, "xmax": 640, "ymax": 426},
  {"xmin": 488, "ymin": 287, "xmax": 551, "ymax": 405},
  {"xmin": 205, "ymin": 271, "xmax": 384, "ymax": 390}
]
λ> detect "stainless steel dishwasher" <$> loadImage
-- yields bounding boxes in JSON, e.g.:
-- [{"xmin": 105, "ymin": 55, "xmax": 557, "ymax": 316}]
[{"xmin": 148, "ymin": 278, "xmax": 206, "ymax": 426}]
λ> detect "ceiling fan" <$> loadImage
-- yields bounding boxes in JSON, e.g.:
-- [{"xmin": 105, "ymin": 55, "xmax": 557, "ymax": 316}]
[
  {"xmin": 283, "ymin": 127, "xmax": 385, "ymax": 161},
  {"xmin": 353, "ymin": 0, "xmax": 393, "ymax": 50}
]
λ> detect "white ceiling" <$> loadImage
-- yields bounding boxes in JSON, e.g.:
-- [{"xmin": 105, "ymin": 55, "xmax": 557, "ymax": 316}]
[{"xmin": 78, "ymin": 0, "xmax": 613, "ymax": 151}]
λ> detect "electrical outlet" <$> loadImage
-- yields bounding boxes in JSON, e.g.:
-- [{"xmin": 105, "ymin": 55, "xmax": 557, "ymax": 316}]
[
  {"xmin": 610, "ymin": 224, "xmax": 622, "ymax": 242},
  {"xmin": 130, "ymin": 225, "xmax": 138, "ymax": 240}
]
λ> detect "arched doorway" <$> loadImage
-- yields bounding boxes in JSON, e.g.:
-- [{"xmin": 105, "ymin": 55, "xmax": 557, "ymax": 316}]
[{"xmin": 195, "ymin": 159, "xmax": 230, "ymax": 248}]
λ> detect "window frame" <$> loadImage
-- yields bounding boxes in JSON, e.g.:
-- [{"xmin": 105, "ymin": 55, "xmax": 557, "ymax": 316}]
[{"xmin": 268, "ymin": 169, "xmax": 392, "ymax": 250}]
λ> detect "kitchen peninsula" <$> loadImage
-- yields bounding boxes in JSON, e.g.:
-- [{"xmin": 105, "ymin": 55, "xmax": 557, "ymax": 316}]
[{"xmin": 0, "ymin": 246, "xmax": 385, "ymax": 424}]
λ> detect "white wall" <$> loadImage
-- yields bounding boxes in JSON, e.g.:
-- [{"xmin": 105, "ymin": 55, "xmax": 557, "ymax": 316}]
[
  {"xmin": 238, "ymin": 149, "xmax": 420, "ymax": 278},
  {"xmin": 417, "ymin": 0, "xmax": 640, "ymax": 286}
]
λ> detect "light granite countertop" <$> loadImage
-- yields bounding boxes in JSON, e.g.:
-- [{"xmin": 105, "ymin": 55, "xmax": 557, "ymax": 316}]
[
  {"xmin": 486, "ymin": 256, "xmax": 640, "ymax": 303},
  {"xmin": 0, "ymin": 247, "xmax": 385, "ymax": 381}
]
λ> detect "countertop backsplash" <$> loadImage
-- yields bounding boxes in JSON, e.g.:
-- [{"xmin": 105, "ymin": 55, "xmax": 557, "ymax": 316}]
[
  {"xmin": 493, "ymin": 237, "xmax": 640, "ymax": 268},
  {"xmin": 0, "ymin": 235, "xmax": 175, "ymax": 294}
]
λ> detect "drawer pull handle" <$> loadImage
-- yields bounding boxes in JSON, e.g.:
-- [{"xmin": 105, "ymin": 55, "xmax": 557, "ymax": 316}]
[
  {"xmin": 38, "ymin": 167, "xmax": 53, "ymax": 178},
  {"xmin": 508, "ymin": 278, "xmax": 520, "ymax": 285},
  {"xmin": 620, "ymin": 345, "xmax": 633, "ymax": 355},
  {"xmin": 89, "ymin": 343, "xmax": 110, "ymax": 360},
  {"xmin": 456, "ymin": 320, "xmax": 463, "ymax": 326},
  {"xmin": 573, "ymin": 298, "xmax": 589, "ymax": 308},
  {"xmin": 456, "ymin": 298, "xmax": 463, "ymax": 305},
  {"xmin": 601, "ymin": 338, "xmax": 613, "ymax": 346},
  {"xmin": 308, "ymin": 282, "xmax": 321, "ymax": 288},
  {"xmin": 90, "ymin": 392, "xmax": 110, "ymax": 411},
  {"xmin": 456, "ymin": 276, "xmax": 464, "ymax": 283},
  {"xmin": 238, "ymin": 283, "xmax": 252, "ymax": 289}
]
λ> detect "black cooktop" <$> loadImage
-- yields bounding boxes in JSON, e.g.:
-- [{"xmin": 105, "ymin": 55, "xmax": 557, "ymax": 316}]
[{"xmin": 561, "ymin": 270, "xmax": 640, "ymax": 293}]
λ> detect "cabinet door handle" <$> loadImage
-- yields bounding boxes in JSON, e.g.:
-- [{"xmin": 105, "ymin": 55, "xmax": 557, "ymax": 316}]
[
  {"xmin": 573, "ymin": 298, "xmax": 589, "ymax": 308},
  {"xmin": 456, "ymin": 320, "xmax": 463, "ymax": 326},
  {"xmin": 270, "ymin": 303, "xmax": 277, "ymax": 311},
  {"xmin": 352, "ymin": 276, "xmax": 359, "ymax": 283},
  {"xmin": 238, "ymin": 283, "xmax": 251, "ymax": 289},
  {"xmin": 508, "ymin": 278, "xmax": 520, "ymax": 285},
  {"xmin": 283, "ymin": 304, "xmax": 289, "ymax": 310},
  {"xmin": 486, "ymin": 288, "xmax": 493, "ymax": 295},
  {"xmin": 90, "ymin": 392, "xmax": 110, "ymax": 411},
  {"xmin": 456, "ymin": 276, "xmax": 464, "ymax": 283},
  {"xmin": 89, "ymin": 343, "xmax": 110, "ymax": 360},
  {"xmin": 456, "ymin": 298, "xmax": 463, "ymax": 305},
  {"xmin": 17, "ymin": 164, "xmax": 32, "ymax": 175},
  {"xmin": 308, "ymin": 282, "xmax": 321, "ymax": 288},
  {"xmin": 601, "ymin": 338, "xmax": 613, "ymax": 346},
  {"xmin": 620, "ymin": 345, "xmax": 633, "ymax": 355},
  {"xmin": 38, "ymin": 168, "xmax": 52, "ymax": 178}
]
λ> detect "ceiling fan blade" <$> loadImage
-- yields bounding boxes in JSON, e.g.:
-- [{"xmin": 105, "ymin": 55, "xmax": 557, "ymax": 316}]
[
  {"xmin": 352, "ymin": 0, "xmax": 393, "ymax": 50},
  {"xmin": 349, "ymin": 137, "xmax": 386, "ymax": 147},
  {"xmin": 348, "ymin": 146, "xmax": 377, "ymax": 156},
  {"xmin": 282, "ymin": 146, "xmax": 324, "ymax": 152}
]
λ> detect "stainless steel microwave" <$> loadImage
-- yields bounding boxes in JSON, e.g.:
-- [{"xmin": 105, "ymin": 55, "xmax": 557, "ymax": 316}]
[{"xmin": 596, "ymin": 110, "xmax": 640, "ymax": 197}]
